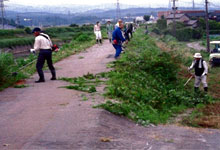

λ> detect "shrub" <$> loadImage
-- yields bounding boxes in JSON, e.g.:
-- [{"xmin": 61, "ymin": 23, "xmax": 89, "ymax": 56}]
[
  {"xmin": 24, "ymin": 27, "xmax": 32, "ymax": 34},
  {"xmin": 98, "ymin": 28, "xmax": 213, "ymax": 125},
  {"xmin": 75, "ymin": 34, "xmax": 92, "ymax": 42},
  {"xmin": 0, "ymin": 53, "xmax": 14, "ymax": 85},
  {"xmin": 176, "ymin": 28, "xmax": 193, "ymax": 41},
  {"xmin": 156, "ymin": 19, "xmax": 167, "ymax": 30},
  {"xmin": 152, "ymin": 27, "xmax": 161, "ymax": 35}
]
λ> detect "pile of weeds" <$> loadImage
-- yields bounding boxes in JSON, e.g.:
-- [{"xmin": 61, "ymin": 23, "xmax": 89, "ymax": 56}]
[
  {"xmin": 60, "ymin": 73, "xmax": 107, "ymax": 93},
  {"xmin": 97, "ymin": 28, "xmax": 215, "ymax": 125},
  {"xmin": 182, "ymin": 102, "xmax": 220, "ymax": 129}
]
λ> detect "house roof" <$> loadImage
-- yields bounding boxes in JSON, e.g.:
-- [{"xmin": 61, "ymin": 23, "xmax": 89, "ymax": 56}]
[
  {"xmin": 166, "ymin": 13, "xmax": 187, "ymax": 19},
  {"xmin": 187, "ymin": 20, "xmax": 198, "ymax": 25}
]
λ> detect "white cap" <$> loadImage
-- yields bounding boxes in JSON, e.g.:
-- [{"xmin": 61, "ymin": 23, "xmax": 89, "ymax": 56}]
[{"xmin": 193, "ymin": 53, "xmax": 202, "ymax": 58}]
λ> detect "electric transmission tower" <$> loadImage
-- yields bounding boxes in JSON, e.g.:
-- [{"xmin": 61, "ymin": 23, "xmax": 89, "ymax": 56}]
[
  {"xmin": 0, "ymin": 0, "xmax": 8, "ymax": 29},
  {"xmin": 116, "ymin": 0, "xmax": 121, "ymax": 20},
  {"xmin": 192, "ymin": 0, "xmax": 195, "ymax": 9}
]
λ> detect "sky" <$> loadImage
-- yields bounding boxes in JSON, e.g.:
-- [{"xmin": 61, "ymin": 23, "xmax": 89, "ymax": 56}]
[{"xmin": 5, "ymin": 0, "xmax": 220, "ymax": 8}]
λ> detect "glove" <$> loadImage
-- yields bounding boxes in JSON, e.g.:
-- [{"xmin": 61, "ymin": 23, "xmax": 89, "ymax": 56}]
[
  {"xmin": 30, "ymin": 49, "xmax": 36, "ymax": 54},
  {"xmin": 202, "ymin": 73, "xmax": 207, "ymax": 77}
]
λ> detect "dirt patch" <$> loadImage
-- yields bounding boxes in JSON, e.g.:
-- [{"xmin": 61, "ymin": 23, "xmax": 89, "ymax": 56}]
[
  {"xmin": 15, "ymin": 79, "xmax": 26, "ymax": 85},
  {"xmin": 193, "ymin": 102, "xmax": 220, "ymax": 129},
  {"xmin": 187, "ymin": 42, "xmax": 206, "ymax": 51}
]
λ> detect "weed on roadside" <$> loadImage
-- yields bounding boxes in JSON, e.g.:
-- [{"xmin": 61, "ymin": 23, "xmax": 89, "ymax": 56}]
[
  {"xmin": 60, "ymin": 73, "xmax": 106, "ymax": 93},
  {"xmin": 97, "ymin": 28, "xmax": 216, "ymax": 126}
]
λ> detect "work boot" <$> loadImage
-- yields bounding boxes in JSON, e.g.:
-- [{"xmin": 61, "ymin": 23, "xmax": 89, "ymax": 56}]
[
  {"xmin": 99, "ymin": 39, "xmax": 102, "ymax": 44},
  {"xmin": 96, "ymin": 39, "xmax": 98, "ymax": 44},
  {"xmin": 51, "ymin": 70, "xmax": 56, "ymax": 80},
  {"xmin": 194, "ymin": 87, "xmax": 199, "ymax": 92},
  {"xmin": 35, "ymin": 79, "xmax": 45, "ymax": 83},
  {"xmin": 204, "ymin": 87, "xmax": 208, "ymax": 92}
]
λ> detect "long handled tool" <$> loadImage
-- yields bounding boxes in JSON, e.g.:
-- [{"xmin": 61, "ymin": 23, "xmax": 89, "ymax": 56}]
[{"xmin": 184, "ymin": 75, "xmax": 194, "ymax": 86}]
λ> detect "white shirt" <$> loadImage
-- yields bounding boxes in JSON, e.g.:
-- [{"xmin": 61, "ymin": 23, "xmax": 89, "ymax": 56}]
[
  {"xmin": 94, "ymin": 24, "xmax": 101, "ymax": 32},
  {"xmin": 34, "ymin": 33, "xmax": 52, "ymax": 51}
]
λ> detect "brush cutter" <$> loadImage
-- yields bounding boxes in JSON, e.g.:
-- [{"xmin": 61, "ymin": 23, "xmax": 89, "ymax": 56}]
[
  {"xmin": 11, "ymin": 49, "xmax": 37, "ymax": 77},
  {"xmin": 184, "ymin": 74, "xmax": 194, "ymax": 86}
]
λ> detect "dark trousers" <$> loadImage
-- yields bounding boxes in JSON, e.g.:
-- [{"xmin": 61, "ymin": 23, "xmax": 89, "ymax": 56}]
[
  {"xmin": 113, "ymin": 44, "xmax": 122, "ymax": 58},
  {"xmin": 36, "ymin": 50, "xmax": 55, "ymax": 80}
]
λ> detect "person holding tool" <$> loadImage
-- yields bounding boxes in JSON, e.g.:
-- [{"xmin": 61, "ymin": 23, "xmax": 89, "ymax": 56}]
[
  {"xmin": 112, "ymin": 22, "xmax": 128, "ymax": 59},
  {"xmin": 188, "ymin": 53, "xmax": 208, "ymax": 92},
  {"xmin": 31, "ymin": 27, "xmax": 56, "ymax": 83}
]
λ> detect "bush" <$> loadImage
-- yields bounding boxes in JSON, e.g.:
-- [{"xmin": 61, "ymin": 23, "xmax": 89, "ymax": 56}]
[
  {"xmin": 192, "ymin": 28, "xmax": 203, "ymax": 39},
  {"xmin": 0, "ymin": 53, "xmax": 14, "ymax": 85},
  {"xmin": 156, "ymin": 19, "xmax": 167, "ymax": 30},
  {"xmin": 24, "ymin": 27, "xmax": 32, "ymax": 34},
  {"xmin": 176, "ymin": 28, "xmax": 193, "ymax": 41},
  {"xmin": 70, "ymin": 24, "xmax": 79, "ymax": 27},
  {"xmin": 98, "ymin": 28, "xmax": 213, "ymax": 125},
  {"xmin": 75, "ymin": 34, "xmax": 92, "ymax": 42},
  {"xmin": 152, "ymin": 27, "xmax": 161, "ymax": 35}
]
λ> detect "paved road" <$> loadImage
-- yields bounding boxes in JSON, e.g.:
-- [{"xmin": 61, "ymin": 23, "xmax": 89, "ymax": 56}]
[{"xmin": 0, "ymin": 40, "xmax": 220, "ymax": 150}]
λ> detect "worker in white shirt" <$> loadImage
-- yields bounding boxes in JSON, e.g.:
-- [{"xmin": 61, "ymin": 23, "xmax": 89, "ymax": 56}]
[
  {"xmin": 31, "ymin": 27, "xmax": 56, "ymax": 83},
  {"xmin": 188, "ymin": 53, "xmax": 208, "ymax": 92},
  {"xmin": 94, "ymin": 21, "xmax": 102, "ymax": 44}
]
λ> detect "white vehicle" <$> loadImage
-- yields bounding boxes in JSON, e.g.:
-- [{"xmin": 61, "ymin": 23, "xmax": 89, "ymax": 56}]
[{"xmin": 209, "ymin": 41, "xmax": 220, "ymax": 67}]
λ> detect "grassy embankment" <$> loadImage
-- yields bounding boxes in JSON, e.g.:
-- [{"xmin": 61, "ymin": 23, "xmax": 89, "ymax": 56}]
[
  {"xmin": 0, "ymin": 25, "xmax": 107, "ymax": 91},
  {"xmin": 148, "ymin": 26, "xmax": 220, "ymax": 128},
  {"xmin": 96, "ymin": 28, "xmax": 219, "ymax": 126}
]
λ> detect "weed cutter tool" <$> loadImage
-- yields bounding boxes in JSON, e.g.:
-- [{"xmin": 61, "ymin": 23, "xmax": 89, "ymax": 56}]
[{"xmin": 184, "ymin": 75, "xmax": 194, "ymax": 86}]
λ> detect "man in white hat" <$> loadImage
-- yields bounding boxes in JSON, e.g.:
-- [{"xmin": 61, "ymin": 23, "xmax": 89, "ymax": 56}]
[{"xmin": 188, "ymin": 53, "xmax": 208, "ymax": 92}]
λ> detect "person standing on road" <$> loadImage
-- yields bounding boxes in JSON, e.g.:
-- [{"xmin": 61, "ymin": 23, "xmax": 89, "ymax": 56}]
[
  {"xmin": 112, "ymin": 22, "xmax": 128, "ymax": 59},
  {"xmin": 106, "ymin": 21, "xmax": 114, "ymax": 43},
  {"xmin": 31, "ymin": 27, "xmax": 56, "ymax": 83},
  {"xmin": 94, "ymin": 21, "xmax": 102, "ymax": 44},
  {"xmin": 188, "ymin": 53, "xmax": 208, "ymax": 92}
]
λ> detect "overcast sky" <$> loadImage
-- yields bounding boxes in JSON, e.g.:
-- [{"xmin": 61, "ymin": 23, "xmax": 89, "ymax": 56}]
[{"xmin": 6, "ymin": 0, "xmax": 220, "ymax": 7}]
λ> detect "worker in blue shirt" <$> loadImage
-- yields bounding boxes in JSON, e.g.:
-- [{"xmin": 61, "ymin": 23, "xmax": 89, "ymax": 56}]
[{"xmin": 112, "ymin": 22, "xmax": 128, "ymax": 59}]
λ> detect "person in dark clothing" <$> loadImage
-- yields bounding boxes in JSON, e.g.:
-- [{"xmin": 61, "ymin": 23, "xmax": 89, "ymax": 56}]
[
  {"xmin": 124, "ymin": 24, "xmax": 130, "ymax": 41},
  {"xmin": 127, "ymin": 23, "xmax": 133, "ymax": 38},
  {"xmin": 112, "ymin": 22, "xmax": 128, "ymax": 59},
  {"xmin": 188, "ymin": 53, "xmax": 208, "ymax": 92},
  {"xmin": 31, "ymin": 27, "xmax": 56, "ymax": 83}
]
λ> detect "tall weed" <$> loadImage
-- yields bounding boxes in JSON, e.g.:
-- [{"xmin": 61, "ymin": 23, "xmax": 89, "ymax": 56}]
[{"xmin": 98, "ymin": 28, "xmax": 214, "ymax": 125}]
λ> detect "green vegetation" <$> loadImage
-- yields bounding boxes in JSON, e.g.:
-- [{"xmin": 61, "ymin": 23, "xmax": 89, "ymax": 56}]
[
  {"xmin": 60, "ymin": 73, "xmax": 106, "ymax": 93},
  {"xmin": 152, "ymin": 18, "xmax": 220, "ymax": 41},
  {"xmin": 0, "ymin": 25, "xmax": 99, "ymax": 91},
  {"xmin": 97, "ymin": 28, "xmax": 216, "ymax": 126},
  {"xmin": 0, "ymin": 37, "xmax": 34, "ymax": 48},
  {"xmin": 0, "ymin": 29, "xmax": 25, "ymax": 38}
]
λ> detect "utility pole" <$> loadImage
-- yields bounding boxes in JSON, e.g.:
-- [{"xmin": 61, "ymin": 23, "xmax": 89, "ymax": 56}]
[
  {"xmin": 172, "ymin": 0, "xmax": 177, "ymax": 37},
  {"xmin": 205, "ymin": 0, "xmax": 210, "ymax": 52},
  {"xmin": 0, "ymin": 0, "xmax": 7, "ymax": 29},
  {"xmin": 192, "ymin": 0, "xmax": 195, "ymax": 9},
  {"xmin": 116, "ymin": 0, "xmax": 121, "ymax": 20},
  {"xmin": 168, "ymin": 0, "xmax": 171, "ymax": 9}
]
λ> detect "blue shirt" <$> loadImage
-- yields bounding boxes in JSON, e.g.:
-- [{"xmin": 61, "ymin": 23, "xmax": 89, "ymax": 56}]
[{"xmin": 112, "ymin": 27, "xmax": 126, "ymax": 45}]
